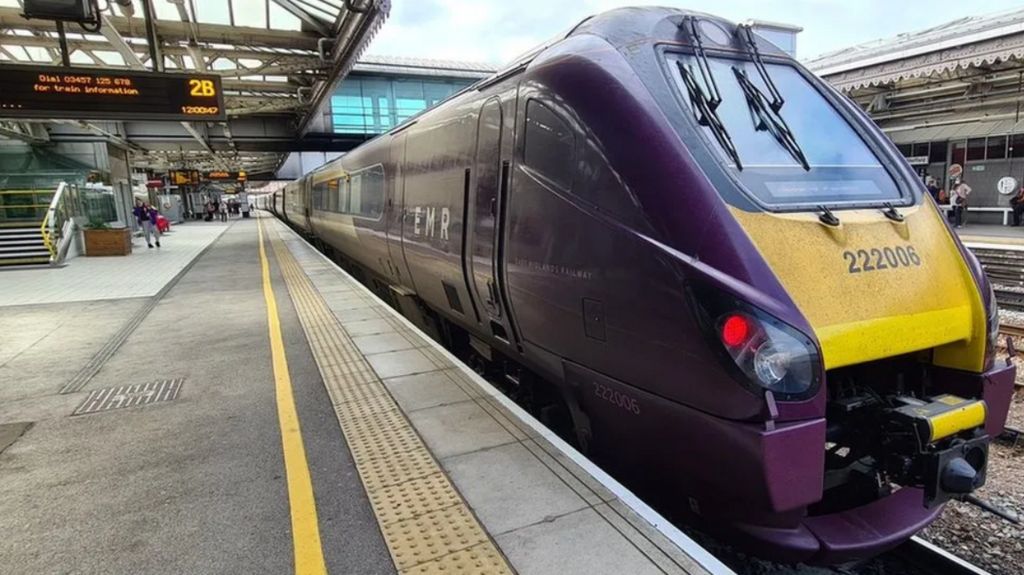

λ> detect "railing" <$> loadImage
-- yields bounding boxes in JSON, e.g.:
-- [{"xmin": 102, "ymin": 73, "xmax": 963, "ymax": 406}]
[
  {"xmin": 40, "ymin": 182, "xmax": 75, "ymax": 264},
  {"xmin": 0, "ymin": 189, "xmax": 53, "ymax": 221}
]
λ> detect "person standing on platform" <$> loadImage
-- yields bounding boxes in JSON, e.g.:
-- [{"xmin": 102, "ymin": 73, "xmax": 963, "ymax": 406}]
[
  {"xmin": 951, "ymin": 179, "xmax": 972, "ymax": 229},
  {"xmin": 1012, "ymin": 186, "xmax": 1024, "ymax": 226},
  {"xmin": 219, "ymin": 200, "xmax": 228, "ymax": 222},
  {"xmin": 925, "ymin": 177, "xmax": 941, "ymax": 203},
  {"xmin": 148, "ymin": 203, "xmax": 162, "ymax": 248},
  {"xmin": 133, "ymin": 199, "xmax": 160, "ymax": 249}
]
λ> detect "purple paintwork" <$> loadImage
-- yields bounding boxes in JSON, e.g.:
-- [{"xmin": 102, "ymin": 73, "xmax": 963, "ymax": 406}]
[{"xmin": 268, "ymin": 6, "xmax": 1016, "ymax": 565}]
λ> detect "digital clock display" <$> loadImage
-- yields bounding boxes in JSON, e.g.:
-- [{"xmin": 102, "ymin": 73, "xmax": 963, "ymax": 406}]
[{"xmin": 0, "ymin": 64, "xmax": 226, "ymax": 121}]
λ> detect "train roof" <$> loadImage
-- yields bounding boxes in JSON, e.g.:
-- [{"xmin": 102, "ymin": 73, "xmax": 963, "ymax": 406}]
[{"xmin": 570, "ymin": 7, "xmax": 789, "ymax": 58}]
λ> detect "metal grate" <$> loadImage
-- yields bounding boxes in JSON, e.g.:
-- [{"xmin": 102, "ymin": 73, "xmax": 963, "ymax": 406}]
[{"xmin": 73, "ymin": 379, "xmax": 184, "ymax": 416}]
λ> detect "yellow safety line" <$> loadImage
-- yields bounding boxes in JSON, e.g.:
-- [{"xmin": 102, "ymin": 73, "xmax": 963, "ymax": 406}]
[
  {"xmin": 257, "ymin": 217, "xmax": 328, "ymax": 575},
  {"xmin": 265, "ymin": 217, "xmax": 515, "ymax": 575}
]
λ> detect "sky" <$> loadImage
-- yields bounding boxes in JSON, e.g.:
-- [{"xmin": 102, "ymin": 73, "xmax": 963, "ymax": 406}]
[
  {"xmin": 366, "ymin": 0, "xmax": 1024, "ymax": 65},
  {"xmin": 1, "ymin": 0, "xmax": 1022, "ymax": 66}
]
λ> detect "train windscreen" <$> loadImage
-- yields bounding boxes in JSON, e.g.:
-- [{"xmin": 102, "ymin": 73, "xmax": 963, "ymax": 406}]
[{"xmin": 669, "ymin": 53, "xmax": 904, "ymax": 209}]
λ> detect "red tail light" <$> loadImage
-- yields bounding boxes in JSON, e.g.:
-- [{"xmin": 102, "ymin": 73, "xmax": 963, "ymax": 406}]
[{"xmin": 721, "ymin": 314, "xmax": 752, "ymax": 347}]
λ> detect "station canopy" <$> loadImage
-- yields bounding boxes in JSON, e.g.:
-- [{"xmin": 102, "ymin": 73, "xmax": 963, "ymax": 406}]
[
  {"xmin": 805, "ymin": 7, "xmax": 1024, "ymax": 145},
  {"xmin": 0, "ymin": 0, "xmax": 390, "ymax": 177}
]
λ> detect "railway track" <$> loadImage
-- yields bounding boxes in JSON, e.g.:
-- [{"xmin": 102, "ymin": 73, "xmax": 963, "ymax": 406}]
[
  {"xmin": 970, "ymin": 246, "xmax": 1024, "ymax": 310},
  {"xmin": 885, "ymin": 536, "xmax": 995, "ymax": 575},
  {"xmin": 1001, "ymin": 323, "xmax": 1024, "ymax": 338},
  {"xmin": 698, "ymin": 533, "xmax": 996, "ymax": 575},
  {"xmin": 994, "ymin": 289, "xmax": 1024, "ymax": 312}
]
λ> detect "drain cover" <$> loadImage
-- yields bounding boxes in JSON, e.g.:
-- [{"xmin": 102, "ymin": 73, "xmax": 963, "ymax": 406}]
[{"xmin": 73, "ymin": 378, "xmax": 183, "ymax": 416}]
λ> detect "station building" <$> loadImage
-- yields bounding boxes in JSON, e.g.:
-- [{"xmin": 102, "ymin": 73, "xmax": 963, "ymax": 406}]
[{"xmin": 807, "ymin": 7, "xmax": 1024, "ymax": 220}]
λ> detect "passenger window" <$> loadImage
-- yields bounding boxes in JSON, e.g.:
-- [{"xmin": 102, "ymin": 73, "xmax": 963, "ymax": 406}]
[
  {"xmin": 346, "ymin": 165, "xmax": 384, "ymax": 219},
  {"xmin": 312, "ymin": 181, "xmax": 327, "ymax": 210},
  {"xmin": 326, "ymin": 178, "xmax": 339, "ymax": 212},
  {"xmin": 312, "ymin": 165, "xmax": 384, "ymax": 218},
  {"xmin": 524, "ymin": 100, "xmax": 575, "ymax": 190},
  {"xmin": 349, "ymin": 174, "xmax": 362, "ymax": 216},
  {"xmin": 336, "ymin": 178, "xmax": 350, "ymax": 213},
  {"xmin": 362, "ymin": 166, "xmax": 384, "ymax": 219}
]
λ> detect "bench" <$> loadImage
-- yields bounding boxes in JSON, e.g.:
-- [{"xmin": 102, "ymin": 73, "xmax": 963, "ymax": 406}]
[{"xmin": 939, "ymin": 205, "xmax": 1013, "ymax": 226}]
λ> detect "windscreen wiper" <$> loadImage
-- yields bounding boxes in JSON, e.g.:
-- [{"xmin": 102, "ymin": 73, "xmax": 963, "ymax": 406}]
[
  {"xmin": 679, "ymin": 16, "xmax": 742, "ymax": 169},
  {"xmin": 737, "ymin": 23, "xmax": 785, "ymax": 112},
  {"xmin": 678, "ymin": 62, "xmax": 742, "ymax": 170},
  {"xmin": 732, "ymin": 67, "xmax": 810, "ymax": 171}
]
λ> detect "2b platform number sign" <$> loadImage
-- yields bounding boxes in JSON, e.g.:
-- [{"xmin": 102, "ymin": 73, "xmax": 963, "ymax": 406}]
[
  {"xmin": 189, "ymin": 79, "xmax": 216, "ymax": 97},
  {"xmin": 182, "ymin": 78, "xmax": 221, "ymax": 118}
]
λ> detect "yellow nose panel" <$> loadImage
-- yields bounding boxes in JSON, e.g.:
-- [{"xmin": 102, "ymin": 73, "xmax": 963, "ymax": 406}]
[{"xmin": 728, "ymin": 203, "xmax": 985, "ymax": 372}]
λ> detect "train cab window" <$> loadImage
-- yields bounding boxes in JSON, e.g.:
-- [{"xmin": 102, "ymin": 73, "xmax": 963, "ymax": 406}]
[
  {"xmin": 524, "ymin": 100, "xmax": 575, "ymax": 191},
  {"xmin": 669, "ymin": 53, "xmax": 904, "ymax": 208}
]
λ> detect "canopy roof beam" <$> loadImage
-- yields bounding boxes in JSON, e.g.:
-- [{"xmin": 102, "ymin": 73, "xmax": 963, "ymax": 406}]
[{"xmin": 0, "ymin": 121, "xmax": 50, "ymax": 145}]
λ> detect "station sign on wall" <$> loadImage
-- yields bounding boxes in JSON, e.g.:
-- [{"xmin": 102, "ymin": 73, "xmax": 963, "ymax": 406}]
[{"xmin": 0, "ymin": 64, "xmax": 225, "ymax": 121}]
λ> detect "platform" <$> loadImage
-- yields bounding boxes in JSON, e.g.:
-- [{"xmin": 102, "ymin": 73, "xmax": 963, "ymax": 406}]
[
  {"xmin": 957, "ymin": 223, "xmax": 1024, "ymax": 247},
  {"xmin": 0, "ymin": 215, "xmax": 725, "ymax": 575}
]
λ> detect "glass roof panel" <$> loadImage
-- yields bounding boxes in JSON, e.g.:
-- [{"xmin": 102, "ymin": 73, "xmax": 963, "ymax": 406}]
[
  {"xmin": 70, "ymin": 52, "xmax": 93, "ymax": 65},
  {"xmin": 152, "ymin": 1, "xmax": 178, "ymax": 20},
  {"xmin": 268, "ymin": 2, "xmax": 303, "ymax": 31},
  {"xmin": 196, "ymin": 0, "xmax": 232, "ymax": 26},
  {"xmin": 96, "ymin": 51, "xmax": 126, "ymax": 66},
  {"xmin": 25, "ymin": 46, "xmax": 50, "ymax": 62},
  {"xmin": 233, "ymin": 0, "xmax": 268, "ymax": 29},
  {"xmin": 304, "ymin": 0, "xmax": 339, "ymax": 21}
]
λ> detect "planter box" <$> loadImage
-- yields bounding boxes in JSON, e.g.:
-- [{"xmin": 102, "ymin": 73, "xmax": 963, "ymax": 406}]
[{"xmin": 84, "ymin": 228, "xmax": 132, "ymax": 256}]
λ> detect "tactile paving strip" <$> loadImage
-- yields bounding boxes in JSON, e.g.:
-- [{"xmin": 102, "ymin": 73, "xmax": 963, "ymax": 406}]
[{"xmin": 265, "ymin": 222, "xmax": 515, "ymax": 575}]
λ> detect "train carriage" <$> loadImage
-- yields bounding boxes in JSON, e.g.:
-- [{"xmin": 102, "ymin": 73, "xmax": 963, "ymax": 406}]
[{"xmin": 269, "ymin": 7, "xmax": 1016, "ymax": 564}]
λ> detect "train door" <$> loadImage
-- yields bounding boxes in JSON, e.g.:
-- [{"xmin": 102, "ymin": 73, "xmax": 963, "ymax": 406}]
[
  {"xmin": 386, "ymin": 132, "xmax": 413, "ymax": 288},
  {"xmin": 302, "ymin": 178, "xmax": 313, "ymax": 233},
  {"xmin": 467, "ymin": 97, "xmax": 515, "ymax": 341}
]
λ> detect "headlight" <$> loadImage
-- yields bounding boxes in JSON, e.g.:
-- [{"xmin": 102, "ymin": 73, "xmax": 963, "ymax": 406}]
[
  {"xmin": 715, "ymin": 311, "xmax": 820, "ymax": 397},
  {"xmin": 692, "ymin": 287, "xmax": 822, "ymax": 400}
]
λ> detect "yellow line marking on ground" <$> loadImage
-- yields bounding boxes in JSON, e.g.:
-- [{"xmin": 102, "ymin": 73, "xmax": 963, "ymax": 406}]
[
  {"xmin": 265, "ymin": 219, "xmax": 515, "ymax": 575},
  {"xmin": 257, "ymin": 216, "xmax": 328, "ymax": 575}
]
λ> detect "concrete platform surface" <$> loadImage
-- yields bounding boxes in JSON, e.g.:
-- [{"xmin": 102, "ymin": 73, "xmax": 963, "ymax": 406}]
[
  {"xmin": 958, "ymin": 223, "xmax": 1024, "ymax": 245},
  {"xmin": 0, "ymin": 214, "xmax": 727, "ymax": 575},
  {"xmin": 0, "ymin": 221, "xmax": 228, "ymax": 307}
]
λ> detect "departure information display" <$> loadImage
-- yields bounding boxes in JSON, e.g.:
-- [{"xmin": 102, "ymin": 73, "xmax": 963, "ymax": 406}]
[{"xmin": 0, "ymin": 64, "xmax": 226, "ymax": 121}]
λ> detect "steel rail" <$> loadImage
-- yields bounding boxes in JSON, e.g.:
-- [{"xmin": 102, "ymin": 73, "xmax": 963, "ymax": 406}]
[{"xmin": 891, "ymin": 536, "xmax": 995, "ymax": 575}]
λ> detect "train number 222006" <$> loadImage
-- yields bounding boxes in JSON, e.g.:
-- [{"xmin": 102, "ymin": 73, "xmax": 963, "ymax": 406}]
[
  {"xmin": 843, "ymin": 245, "xmax": 922, "ymax": 274},
  {"xmin": 593, "ymin": 383, "xmax": 641, "ymax": 415}
]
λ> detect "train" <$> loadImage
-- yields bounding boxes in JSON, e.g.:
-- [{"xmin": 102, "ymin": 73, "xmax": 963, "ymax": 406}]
[{"xmin": 264, "ymin": 7, "xmax": 1017, "ymax": 565}]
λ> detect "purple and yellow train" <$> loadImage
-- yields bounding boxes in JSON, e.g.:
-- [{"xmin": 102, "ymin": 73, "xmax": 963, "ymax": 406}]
[{"xmin": 267, "ymin": 7, "xmax": 1016, "ymax": 564}]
